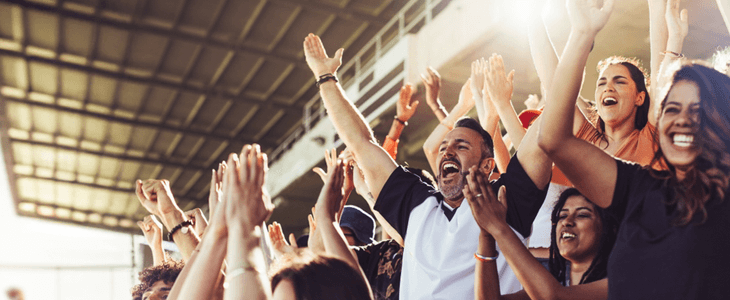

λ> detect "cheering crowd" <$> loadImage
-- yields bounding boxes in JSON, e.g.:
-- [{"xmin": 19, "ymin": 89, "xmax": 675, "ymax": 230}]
[{"xmin": 130, "ymin": 0, "xmax": 730, "ymax": 299}]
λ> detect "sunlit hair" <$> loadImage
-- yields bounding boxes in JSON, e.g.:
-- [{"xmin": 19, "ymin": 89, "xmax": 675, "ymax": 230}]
[
  {"xmin": 548, "ymin": 188, "xmax": 618, "ymax": 285},
  {"xmin": 650, "ymin": 62, "xmax": 730, "ymax": 226},
  {"xmin": 270, "ymin": 249, "xmax": 372, "ymax": 300},
  {"xmin": 131, "ymin": 261, "xmax": 184, "ymax": 300},
  {"xmin": 588, "ymin": 56, "xmax": 651, "ymax": 148},
  {"xmin": 454, "ymin": 117, "xmax": 494, "ymax": 159}
]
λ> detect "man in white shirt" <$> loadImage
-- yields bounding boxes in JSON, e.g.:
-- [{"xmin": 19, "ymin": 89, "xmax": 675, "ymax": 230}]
[{"xmin": 303, "ymin": 33, "xmax": 552, "ymax": 299}]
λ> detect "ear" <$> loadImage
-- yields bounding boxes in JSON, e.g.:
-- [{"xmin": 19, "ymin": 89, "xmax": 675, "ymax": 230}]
[
  {"xmin": 635, "ymin": 91, "xmax": 646, "ymax": 107},
  {"xmin": 479, "ymin": 157, "xmax": 496, "ymax": 175}
]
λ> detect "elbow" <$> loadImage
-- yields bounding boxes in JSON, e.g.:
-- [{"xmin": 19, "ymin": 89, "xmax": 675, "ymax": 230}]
[{"xmin": 536, "ymin": 130, "xmax": 559, "ymax": 157}]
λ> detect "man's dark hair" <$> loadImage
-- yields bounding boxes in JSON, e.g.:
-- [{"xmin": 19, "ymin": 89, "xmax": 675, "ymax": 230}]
[
  {"xmin": 131, "ymin": 261, "xmax": 184, "ymax": 300},
  {"xmin": 454, "ymin": 117, "xmax": 494, "ymax": 158}
]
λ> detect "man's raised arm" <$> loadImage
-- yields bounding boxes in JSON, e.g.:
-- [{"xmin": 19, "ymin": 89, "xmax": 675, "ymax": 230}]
[{"xmin": 303, "ymin": 33, "xmax": 397, "ymax": 200}]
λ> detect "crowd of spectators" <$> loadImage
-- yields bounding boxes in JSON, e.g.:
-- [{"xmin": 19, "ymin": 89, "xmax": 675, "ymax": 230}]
[{"xmin": 129, "ymin": 0, "xmax": 730, "ymax": 299}]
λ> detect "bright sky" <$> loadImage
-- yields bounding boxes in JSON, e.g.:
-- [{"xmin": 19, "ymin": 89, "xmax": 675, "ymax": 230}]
[{"xmin": 0, "ymin": 145, "xmax": 140, "ymax": 300}]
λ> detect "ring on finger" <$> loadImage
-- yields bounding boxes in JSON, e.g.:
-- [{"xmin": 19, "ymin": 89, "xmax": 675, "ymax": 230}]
[{"xmin": 475, "ymin": 194, "xmax": 483, "ymax": 198}]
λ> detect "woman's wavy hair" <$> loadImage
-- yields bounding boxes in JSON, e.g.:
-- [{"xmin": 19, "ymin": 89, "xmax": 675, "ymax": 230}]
[
  {"xmin": 588, "ymin": 56, "xmax": 651, "ymax": 148},
  {"xmin": 131, "ymin": 261, "xmax": 184, "ymax": 300},
  {"xmin": 548, "ymin": 188, "xmax": 619, "ymax": 285},
  {"xmin": 270, "ymin": 249, "xmax": 372, "ymax": 300},
  {"xmin": 650, "ymin": 62, "xmax": 730, "ymax": 226}
]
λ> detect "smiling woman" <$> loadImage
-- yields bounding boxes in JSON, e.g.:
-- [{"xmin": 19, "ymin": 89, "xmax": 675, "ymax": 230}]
[{"xmin": 549, "ymin": 188, "xmax": 618, "ymax": 286}]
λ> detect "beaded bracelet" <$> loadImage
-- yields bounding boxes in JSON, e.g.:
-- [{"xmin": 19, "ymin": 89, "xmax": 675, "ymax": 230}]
[{"xmin": 167, "ymin": 220, "xmax": 193, "ymax": 241}]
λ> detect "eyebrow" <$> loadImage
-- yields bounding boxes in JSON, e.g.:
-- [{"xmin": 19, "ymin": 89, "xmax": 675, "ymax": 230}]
[
  {"xmin": 560, "ymin": 206, "xmax": 594, "ymax": 213},
  {"xmin": 440, "ymin": 139, "xmax": 472, "ymax": 146},
  {"xmin": 598, "ymin": 75, "xmax": 628, "ymax": 81}
]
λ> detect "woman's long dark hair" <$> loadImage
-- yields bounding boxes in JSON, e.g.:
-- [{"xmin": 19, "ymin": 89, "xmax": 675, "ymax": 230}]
[
  {"xmin": 548, "ymin": 188, "xmax": 619, "ymax": 285},
  {"xmin": 650, "ymin": 62, "xmax": 730, "ymax": 226},
  {"xmin": 270, "ymin": 249, "xmax": 372, "ymax": 300},
  {"xmin": 588, "ymin": 57, "xmax": 651, "ymax": 148}
]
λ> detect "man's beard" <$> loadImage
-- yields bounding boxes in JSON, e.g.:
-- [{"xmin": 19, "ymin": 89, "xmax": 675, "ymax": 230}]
[{"xmin": 438, "ymin": 171, "xmax": 466, "ymax": 200}]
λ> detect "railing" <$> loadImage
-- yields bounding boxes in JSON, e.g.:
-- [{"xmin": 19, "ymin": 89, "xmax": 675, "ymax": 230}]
[{"xmin": 269, "ymin": 0, "xmax": 451, "ymax": 163}]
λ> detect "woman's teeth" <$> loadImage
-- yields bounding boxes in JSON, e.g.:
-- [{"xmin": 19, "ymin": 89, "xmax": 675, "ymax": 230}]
[
  {"xmin": 673, "ymin": 134, "xmax": 694, "ymax": 147},
  {"xmin": 603, "ymin": 97, "xmax": 618, "ymax": 106},
  {"xmin": 561, "ymin": 232, "xmax": 576, "ymax": 239}
]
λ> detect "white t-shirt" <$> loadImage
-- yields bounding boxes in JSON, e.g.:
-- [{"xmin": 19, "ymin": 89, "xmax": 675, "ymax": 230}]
[
  {"xmin": 374, "ymin": 156, "xmax": 548, "ymax": 299},
  {"xmin": 528, "ymin": 183, "xmax": 570, "ymax": 248},
  {"xmin": 401, "ymin": 197, "xmax": 526, "ymax": 299}
]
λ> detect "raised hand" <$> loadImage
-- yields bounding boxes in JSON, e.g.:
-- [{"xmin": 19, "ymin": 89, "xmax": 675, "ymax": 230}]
[
  {"xmin": 485, "ymin": 54, "xmax": 515, "ymax": 108},
  {"xmin": 223, "ymin": 144, "xmax": 274, "ymax": 232},
  {"xmin": 313, "ymin": 148, "xmax": 338, "ymax": 182},
  {"xmin": 457, "ymin": 78, "xmax": 476, "ymax": 110},
  {"xmin": 420, "ymin": 67, "xmax": 443, "ymax": 109},
  {"xmin": 267, "ymin": 221, "xmax": 298, "ymax": 257},
  {"xmin": 470, "ymin": 58, "xmax": 487, "ymax": 100},
  {"xmin": 463, "ymin": 166, "xmax": 509, "ymax": 235},
  {"xmin": 184, "ymin": 208, "xmax": 208, "ymax": 238},
  {"xmin": 136, "ymin": 179, "xmax": 182, "ymax": 230},
  {"xmin": 303, "ymin": 33, "xmax": 344, "ymax": 78},
  {"xmin": 314, "ymin": 159, "xmax": 347, "ymax": 223},
  {"xmin": 566, "ymin": 0, "xmax": 614, "ymax": 35},
  {"xmin": 396, "ymin": 83, "xmax": 419, "ymax": 122},
  {"xmin": 137, "ymin": 215, "xmax": 165, "ymax": 265},
  {"xmin": 665, "ymin": 0, "xmax": 688, "ymax": 41},
  {"xmin": 208, "ymin": 161, "xmax": 226, "ymax": 220}
]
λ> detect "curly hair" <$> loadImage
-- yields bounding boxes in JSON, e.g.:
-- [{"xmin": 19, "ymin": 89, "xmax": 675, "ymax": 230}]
[
  {"xmin": 650, "ymin": 62, "xmax": 730, "ymax": 226},
  {"xmin": 131, "ymin": 261, "xmax": 184, "ymax": 300},
  {"xmin": 269, "ymin": 249, "xmax": 372, "ymax": 300},
  {"xmin": 548, "ymin": 188, "xmax": 619, "ymax": 285},
  {"xmin": 588, "ymin": 56, "xmax": 651, "ymax": 148}
]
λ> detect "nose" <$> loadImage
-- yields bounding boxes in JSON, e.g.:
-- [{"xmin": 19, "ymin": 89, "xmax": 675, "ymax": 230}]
[
  {"xmin": 561, "ymin": 215, "xmax": 575, "ymax": 227},
  {"xmin": 674, "ymin": 109, "xmax": 696, "ymax": 127},
  {"xmin": 147, "ymin": 291, "xmax": 165, "ymax": 300}
]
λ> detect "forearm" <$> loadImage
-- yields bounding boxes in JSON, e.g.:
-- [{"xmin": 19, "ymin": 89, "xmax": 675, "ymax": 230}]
[
  {"xmin": 225, "ymin": 226, "xmax": 270, "ymax": 300},
  {"xmin": 475, "ymin": 232, "xmax": 501, "ymax": 300},
  {"xmin": 151, "ymin": 246, "xmax": 166, "ymax": 266},
  {"xmin": 428, "ymin": 100, "xmax": 448, "ymax": 121},
  {"xmin": 648, "ymin": 0, "xmax": 668, "ymax": 102},
  {"xmin": 319, "ymin": 81, "xmax": 396, "ymax": 199},
  {"xmin": 164, "ymin": 210, "xmax": 201, "ymax": 262},
  {"xmin": 170, "ymin": 225, "xmax": 228, "ymax": 300},
  {"xmin": 495, "ymin": 101, "xmax": 526, "ymax": 149},
  {"xmin": 387, "ymin": 119, "xmax": 405, "ymax": 141},
  {"xmin": 318, "ymin": 217, "xmax": 360, "ymax": 269},
  {"xmin": 491, "ymin": 128, "xmax": 511, "ymax": 174},
  {"xmin": 491, "ymin": 225, "xmax": 563, "ymax": 300},
  {"xmin": 539, "ymin": 31, "xmax": 594, "ymax": 153},
  {"xmin": 528, "ymin": 5, "xmax": 559, "ymax": 90}
]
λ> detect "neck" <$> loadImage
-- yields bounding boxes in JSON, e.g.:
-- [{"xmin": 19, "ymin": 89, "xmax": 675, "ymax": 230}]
[
  {"xmin": 567, "ymin": 258, "xmax": 594, "ymax": 286},
  {"xmin": 443, "ymin": 197, "xmax": 464, "ymax": 208},
  {"xmin": 603, "ymin": 117, "xmax": 638, "ymax": 151}
]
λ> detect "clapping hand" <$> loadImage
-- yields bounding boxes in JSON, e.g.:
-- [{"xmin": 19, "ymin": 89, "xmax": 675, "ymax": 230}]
[
  {"xmin": 463, "ymin": 166, "xmax": 509, "ymax": 236},
  {"xmin": 136, "ymin": 179, "xmax": 182, "ymax": 230},
  {"xmin": 396, "ymin": 84, "xmax": 419, "ymax": 122},
  {"xmin": 267, "ymin": 221, "xmax": 298, "ymax": 257},
  {"xmin": 566, "ymin": 0, "xmax": 614, "ymax": 36},
  {"xmin": 223, "ymin": 144, "xmax": 274, "ymax": 233}
]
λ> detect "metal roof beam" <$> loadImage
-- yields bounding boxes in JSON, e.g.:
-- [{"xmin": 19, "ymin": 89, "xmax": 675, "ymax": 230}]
[
  {"xmin": 10, "ymin": 138, "xmax": 210, "ymax": 172},
  {"xmin": 4, "ymin": 0, "xmax": 310, "ymax": 67},
  {"xmin": 0, "ymin": 48, "xmax": 302, "ymax": 114},
  {"xmin": 2, "ymin": 96, "xmax": 279, "ymax": 148}
]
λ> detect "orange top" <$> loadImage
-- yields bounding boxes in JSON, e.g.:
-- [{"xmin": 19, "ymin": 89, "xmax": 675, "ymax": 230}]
[
  {"xmin": 551, "ymin": 120, "xmax": 662, "ymax": 186},
  {"xmin": 383, "ymin": 136, "xmax": 398, "ymax": 160}
]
